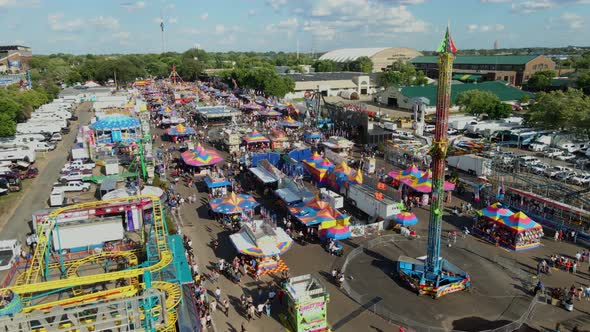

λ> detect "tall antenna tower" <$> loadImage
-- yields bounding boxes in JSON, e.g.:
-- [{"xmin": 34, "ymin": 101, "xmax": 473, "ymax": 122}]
[
  {"xmin": 493, "ymin": 40, "xmax": 499, "ymax": 50},
  {"xmin": 160, "ymin": 10, "xmax": 166, "ymax": 53}
]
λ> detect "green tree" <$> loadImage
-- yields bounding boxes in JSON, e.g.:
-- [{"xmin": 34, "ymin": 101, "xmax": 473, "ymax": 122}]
[
  {"xmin": 350, "ymin": 56, "xmax": 373, "ymax": 73},
  {"xmin": 526, "ymin": 70, "xmax": 556, "ymax": 91},
  {"xmin": 177, "ymin": 58, "xmax": 204, "ymax": 81},
  {"xmin": 0, "ymin": 113, "xmax": 16, "ymax": 137},
  {"xmin": 313, "ymin": 60, "xmax": 337, "ymax": 72},
  {"xmin": 529, "ymin": 89, "xmax": 590, "ymax": 133},
  {"xmin": 489, "ymin": 102, "xmax": 513, "ymax": 119},
  {"xmin": 518, "ymin": 94, "xmax": 531, "ymax": 105},
  {"xmin": 377, "ymin": 60, "xmax": 427, "ymax": 87},
  {"xmin": 577, "ymin": 70, "xmax": 590, "ymax": 94},
  {"xmin": 455, "ymin": 90, "xmax": 502, "ymax": 117}
]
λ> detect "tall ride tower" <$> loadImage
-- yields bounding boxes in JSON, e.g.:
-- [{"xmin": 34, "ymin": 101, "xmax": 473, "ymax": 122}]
[
  {"xmin": 425, "ymin": 27, "xmax": 456, "ymax": 274},
  {"xmin": 397, "ymin": 27, "xmax": 470, "ymax": 299}
]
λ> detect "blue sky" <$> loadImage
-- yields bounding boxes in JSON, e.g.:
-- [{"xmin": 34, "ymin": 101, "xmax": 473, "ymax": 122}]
[{"xmin": 0, "ymin": 0, "xmax": 589, "ymax": 54}]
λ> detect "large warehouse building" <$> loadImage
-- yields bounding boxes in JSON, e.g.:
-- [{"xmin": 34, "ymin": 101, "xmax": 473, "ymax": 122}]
[
  {"xmin": 376, "ymin": 81, "xmax": 533, "ymax": 112},
  {"xmin": 283, "ymin": 72, "xmax": 379, "ymax": 99},
  {"xmin": 411, "ymin": 55, "xmax": 555, "ymax": 86},
  {"xmin": 319, "ymin": 47, "xmax": 422, "ymax": 72},
  {"xmin": 0, "ymin": 45, "xmax": 31, "ymax": 74}
]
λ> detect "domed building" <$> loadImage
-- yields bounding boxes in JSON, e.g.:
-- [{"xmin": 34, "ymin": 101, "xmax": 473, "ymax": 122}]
[{"xmin": 319, "ymin": 47, "xmax": 423, "ymax": 72}]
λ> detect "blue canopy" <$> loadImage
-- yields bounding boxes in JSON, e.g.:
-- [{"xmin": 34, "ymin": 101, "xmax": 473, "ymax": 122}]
[
  {"xmin": 204, "ymin": 176, "xmax": 231, "ymax": 188},
  {"xmin": 304, "ymin": 132, "xmax": 322, "ymax": 139},
  {"xmin": 90, "ymin": 115, "xmax": 140, "ymax": 130}
]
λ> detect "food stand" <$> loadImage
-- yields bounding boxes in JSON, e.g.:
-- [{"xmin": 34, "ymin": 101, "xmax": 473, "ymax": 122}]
[
  {"xmin": 229, "ymin": 219, "xmax": 293, "ymax": 276},
  {"xmin": 283, "ymin": 274, "xmax": 330, "ymax": 332},
  {"xmin": 473, "ymin": 204, "xmax": 543, "ymax": 251}
]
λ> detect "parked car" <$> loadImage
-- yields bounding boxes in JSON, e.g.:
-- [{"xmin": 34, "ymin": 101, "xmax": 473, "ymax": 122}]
[
  {"xmin": 555, "ymin": 170, "xmax": 577, "ymax": 182},
  {"xmin": 52, "ymin": 181, "xmax": 90, "ymax": 193},
  {"xmin": 530, "ymin": 163, "xmax": 549, "ymax": 175},
  {"xmin": 517, "ymin": 155, "xmax": 540, "ymax": 167},
  {"xmin": 21, "ymin": 167, "xmax": 39, "ymax": 179},
  {"xmin": 62, "ymin": 160, "xmax": 95, "ymax": 171},
  {"xmin": 545, "ymin": 148, "xmax": 564, "ymax": 158},
  {"xmin": 556, "ymin": 153, "xmax": 576, "ymax": 161},
  {"xmin": 447, "ymin": 128, "xmax": 459, "ymax": 135},
  {"xmin": 50, "ymin": 133, "xmax": 63, "ymax": 142},
  {"xmin": 571, "ymin": 173, "xmax": 590, "ymax": 186},
  {"xmin": 60, "ymin": 168, "xmax": 92, "ymax": 176},
  {"xmin": 59, "ymin": 171, "xmax": 90, "ymax": 182},
  {"xmin": 544, "ymin": 165, "xmax": 569, "ymax": 178}
]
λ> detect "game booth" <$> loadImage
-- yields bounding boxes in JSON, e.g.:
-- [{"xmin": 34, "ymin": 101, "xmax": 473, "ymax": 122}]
[
  {"xmin": 283, "ymin": 274, "xmax": 330, "ymax": 332},
  {"xmin": 243, "ymin": 130, "xmax": 270, "ymax": 151},
  {"xmin": 90, "ymin": 115, "xmax": 142, "ymax": 144},
  {"xmin": 389, "ymin": 166, "xmax": 455, "ymax": 206},
  {"xmin": 229, "ymin": 219, "xmax": 293, "ymax": 276},
  {"xmin": 473, "ymin": 203, "xmax": 544, "ymax": 251},
  {"xmin": 203, "ymin": 174, "xmax": 231, "ymax": 197},
  {"xmin": 209, "ymin": 192, "xmax": 259, "ymax": 229},
  {"xmin": 302, "ymin": 153, "xmax": 335, "ymax": 185},
  {"xmin": 165, "ymin": 124, "xmax": 196, "ymax": 143}
]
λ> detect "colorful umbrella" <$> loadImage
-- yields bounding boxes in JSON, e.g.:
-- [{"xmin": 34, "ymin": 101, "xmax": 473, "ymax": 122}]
[
  {"xmin": 157, "ymin": 107, "xmax": 174, "ymax": 116},
  {"xmin": 320, "ymin": 223, "xmax": 351, "ymax": 240},
  {"xmin": 209, "ymin": 192, "xmax": 259, "ymax": 214},
  {"xmin": 393, "ymin": 212, "xmax": 418, "ymax": 226},
  {"xmin": 181, "ymin": 145, "xmax": 223, "ymax": 167},
  {"xmin": 166, "ymin": 124, "xmax": 196, "ymax": 136},
  {"xmin": 243, "ymin": 130, "xmax": 270, "ymax": 144},
  {"xmin": 280, "ymin": 116, "xmax": 302, "ymax": 128},
  {"xmin": 401, "ymin": 170, "xmax": 455, "ymax": 193}
]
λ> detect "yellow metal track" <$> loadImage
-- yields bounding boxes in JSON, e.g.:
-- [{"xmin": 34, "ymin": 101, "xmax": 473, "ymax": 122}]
[{"xmin": 3, "ymin": 195, "xmax": 181, "ymax": 331}]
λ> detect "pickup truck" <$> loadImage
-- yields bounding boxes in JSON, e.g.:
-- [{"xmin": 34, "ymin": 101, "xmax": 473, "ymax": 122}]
[
  {"xmin": 544, "ymin": 165, "xmax": 569, "ymax": 178},
  {"xmin": 52, "ymin": 181, "xmax": 90, "ymax": 193},
  {"xmin": 60, "ymin": 168, "xmax": 92, "ymax": 176},
  {"xmin": 59, "ymin": 171, "xmax": 91, "ymax": 182},
  {"xmin": 62, "ymin": 160, "xmax": 95, "ymax": 171}
]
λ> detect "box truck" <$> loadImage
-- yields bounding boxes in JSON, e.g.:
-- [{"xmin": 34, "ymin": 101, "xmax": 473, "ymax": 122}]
[{"xmin": 446, "ymin": 154, "xmax": 492, "ymax": 177}]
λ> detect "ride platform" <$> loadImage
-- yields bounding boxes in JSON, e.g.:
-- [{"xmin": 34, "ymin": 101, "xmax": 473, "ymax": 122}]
[{"xmin": 397, "ymin": 255, "xmax": 470, "ymax": 299}]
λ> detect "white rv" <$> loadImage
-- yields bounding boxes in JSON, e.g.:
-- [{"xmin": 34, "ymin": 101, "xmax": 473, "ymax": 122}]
[{"xmin": 0, "ymin": 147, "xmax": 36, "ymax": 163}]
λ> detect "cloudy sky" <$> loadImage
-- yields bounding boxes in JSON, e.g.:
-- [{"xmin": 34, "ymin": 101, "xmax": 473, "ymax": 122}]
[{"xmin": 0, "ymin": 0, "xmax": 589, "ymax": 54}]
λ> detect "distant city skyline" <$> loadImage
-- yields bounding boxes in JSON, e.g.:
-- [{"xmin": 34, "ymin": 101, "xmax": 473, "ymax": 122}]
[{"xmin": 0, "ymin": 0, "xmax": 589, "ymax": 54}]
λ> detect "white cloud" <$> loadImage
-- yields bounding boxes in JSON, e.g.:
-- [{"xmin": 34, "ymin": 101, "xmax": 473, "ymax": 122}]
[
  {"xmin": 200, "ymin": 12, "xmax": 209, "ymax": 20},
  {"xmin": 121, "ymin": 1, "xmax": 145, "ymax": 12},
  {"xmin": 48, "ymin": 13, "xmax": 83, "ymax": 32},
  {"xmin": 165, "ymin": 3, "xmax": 176, "ymax": 10},
  {"xmin": 467, "ymin": 23, "xmax": 505, "ymax": 32},
  {"xmin": 248, "ymin": 9, "xmax": 257, "ymax": 16},
  {"xmin": 90, "ymin": 16, "xmax": 120, "ymax": 30},
  {"xmin": 153, "ymin": 17, "xmax": 163, "ymax": 24},
  {"xmin": 0, "ymin": 0, "xmax": 39, "ymax": 8},
  {"xmin": 512, "ymin": 0, "xmax": 553, "ymax": 14},
  {"xmin": 113, "ymin": 31, "xmax": 130, "ymax": 39},
  {"xmin": 219, "ymin": 34, "xmax": 237, "ymax": 45},
  {"xmin": 266, "ymin": 17, "xmax": 299, "ymax": 31},
  {"xmin": 554, "ymin": 12, "xmax": 586, "ymax": 30},
  {"xmin": 168, "ymin": 17, "xmax": 178, "ymax": 24},
  {"xmin": 215, "ymin": 24, "xmax": 226, "ymax": 34},
  {"xmin": 480, "ymin": 0, "xmax": 510, "ymax": 3},
  {"xmin": 267, "ymin": 0, "xmax": 287, "ymax": 12}
]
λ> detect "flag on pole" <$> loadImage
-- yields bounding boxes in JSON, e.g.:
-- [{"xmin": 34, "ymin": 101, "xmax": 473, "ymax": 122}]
[
  {"xmin": 436, "ymin": 26, "xmax": 457, "ymax": 53},
  {"xmin": 160, "ymin": 21, "xmax": 165, "ymax": 32}
]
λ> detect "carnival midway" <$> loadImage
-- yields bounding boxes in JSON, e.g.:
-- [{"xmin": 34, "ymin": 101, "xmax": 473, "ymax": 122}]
[{"xmin": 0, "ymin": 29, "xmax": 589, "ymax": 332}]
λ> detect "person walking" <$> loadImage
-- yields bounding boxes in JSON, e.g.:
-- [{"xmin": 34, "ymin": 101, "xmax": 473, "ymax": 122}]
[
  {"xmin": 214, "ymin": 286, "xmax": 221, "ymax": 301},
  {"xmin": 257, "ymin": 302, "xmax": 264, "ymax": 317},
  {"xmin": 265, "ymin": 302, "xmax": 271, "ymax": 316},
  {"xmin": 210, "ymin": 299, "xmax": 217, "ymax": 313},
  {"xmin": 222, "ymin": 298, "xmax": 230, "ymax": 317}
]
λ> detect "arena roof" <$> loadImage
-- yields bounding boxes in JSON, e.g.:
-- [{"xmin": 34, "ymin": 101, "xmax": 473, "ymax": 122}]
[{"xmin": 319, "ymin": 48, "xmax": 390, "ymax": 62}]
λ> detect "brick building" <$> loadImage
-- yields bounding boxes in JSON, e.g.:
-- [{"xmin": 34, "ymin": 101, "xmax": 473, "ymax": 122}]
[
  {"xmin": 0, "ymin": 45, "xmax": 32, "ymax": 73},
  {"xmin": 410, "ymin": 55, "xmax": 555, "ymax": 86}
]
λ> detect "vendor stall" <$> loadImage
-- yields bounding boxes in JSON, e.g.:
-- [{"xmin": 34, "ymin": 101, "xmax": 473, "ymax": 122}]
[
  {"xmin": 229, "ymin": 219, "xmax": 293, "ymax": 276},
  {"xmin": 257, "ymin": 109, "xmax": 282, "ymax": 117},
  {"xmin": 326, "ymin": 161, "xmax": 362, "ymax": 191},
  {"xmin": 204, "ymin": 175, "xmax": 231, "ymax": 197},
  {"xmin": 473, "ymin": 204, "xmax": 543, "ymax": 251},
  {"xmin": 284, "ymin": 274, "xmax": 330, "ymax": 332},
  {"xmin": 209, "ymin": 192, "xmax": 259, "ymax": 215},
  {"xmin": 181, "ymin": 143, "xmax": 224, "ymax": 171},
  {"xmin": 280, "ymin": 116, "xmax": 303, "ymax": 128},
  {"xmin": 288, "ymin": 197, "xmax": 351, "ymax": 241},
  {"xmin": 243, "ymin": 130, "xmax": 270, "ymax": 150},
  {"xmin": 268, "ymin": 128, "xmax": 290, "ymax": 151},
  {"xmin": 166, "ymin": 123, "xmax": 196, "ymax": 137},
  {"xmin": 303, "ymin": 131, "xmax": 322, "ymax": 145}
]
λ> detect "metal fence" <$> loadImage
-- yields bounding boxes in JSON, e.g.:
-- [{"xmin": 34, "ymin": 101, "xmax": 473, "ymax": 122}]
[{"xmin": 340, "ymin": 235, "xmax": 540, "ymax": 332}]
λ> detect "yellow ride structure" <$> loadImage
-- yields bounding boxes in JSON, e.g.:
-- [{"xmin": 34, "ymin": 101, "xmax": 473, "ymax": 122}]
[{"xmin": 0, "ymin": 195, "xmax": 188, "ymax": 332}]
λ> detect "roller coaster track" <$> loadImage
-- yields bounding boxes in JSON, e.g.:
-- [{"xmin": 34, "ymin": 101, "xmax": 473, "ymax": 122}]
[{"xmin": 2, "ymin": 195, "xmax": 181, "ymax": 331}]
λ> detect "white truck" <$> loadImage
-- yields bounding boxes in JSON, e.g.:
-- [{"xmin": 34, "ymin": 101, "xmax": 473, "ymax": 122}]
[
  {"xmin": 446, "ymin": 154, "xmax": 492, "ymax": 177},
  {"xmin": 448, "ymin": 116, "xmax": 478, "ymax": 131},
  {"xmin": 63, "ymin": 160, "xmax": 96, "ymax": 171},
  {"xmin": 51, "ymin": 218, "xmax": 124, "ymax": 252},
  {"xmin": 344, "ymin": 183, "xmax": 401, "ymax": 220},
  {"xmin": 0, "ymin": 147, "xmax": 36, "ymax": 163},
  {"xmin": 52, "ymin": 181, "xmax": 91, "ymax": 193}
]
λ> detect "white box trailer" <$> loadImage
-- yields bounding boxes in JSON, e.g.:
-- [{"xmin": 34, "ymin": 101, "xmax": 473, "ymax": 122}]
[
  {"xmin": 0, "ymin": 147, "xmax": 36, "ymax": 163},
  {"xmin": 344, "ymin": 183, "xmax": 401, "ymax": 219},
  {"xmin": 17, "ymin": 123, "xmax": 62, "ymax": 135},
  {"xmin": 446, "ymin": 154, "xmax": 492, "ymax": 177},
  {"xmin": 27, "ymin": 118, "xmax": 68, "ymax": 129},
  {"xmin": 320, "ymin": 188, "xmax": 344, "ymax": 209},
  {"xmin": 52, "ymin": 218, "xmax": 124, "ymax": 251}
]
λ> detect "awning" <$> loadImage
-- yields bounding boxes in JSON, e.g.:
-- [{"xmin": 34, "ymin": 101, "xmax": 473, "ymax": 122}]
[
  {"xmin": 452, "ymin": 74, "xmax": 482, "ymax": 81},
  {"xmin": 249, "ymin": 167, "xmax": 278, "ymax": 184},
  {"xmin": 204, "ymin": 176, "xmax": 231, "ymax": 188},
  {"xmin": 275, "ymin": 188, "xmax": 303, "ymax": 205}
]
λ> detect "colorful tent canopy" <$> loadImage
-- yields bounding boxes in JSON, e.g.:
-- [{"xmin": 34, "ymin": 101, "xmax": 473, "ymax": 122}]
[
  {"xmin": 319, "ymin": 220, "xmax": 351, "ymax": 240},
  {"xmin": 498, "ymin": 211, "xmax": 541, "ymax": 233},
  {"xmin": 166, "ymin": 124, "xmax": 196, "ymax": 136},
  {"xmin": 90, "ymin": 115, "xmax": 141, "ymax": 130},
  {"xmin": 388, "ymin": 165, "xmax": 423, "ymax": 181},
  {"xmin": 243, "ymin": 130, "xmax": 270, "ymax": 144},
  {"xmin": 229, "ymin": 220, "xmax": 293, "ymax": 257},
  {"xmin": 400, "ymin": 170, "xmax": 456, "ymax": 193},
  {"xmin": 327, "ymin": 161, "xmax": 362, "ymax": 190},
  {"xmin": 304, "ymin": 131, "xmax": 322, "ymax": 140},
  {"xmin": 481, "ymin": 205, "xmax": 514, "ymax": 220},
  {"xmin": 157, "ymin": 107, "xmax": 174, "ymax": 115},
  {"xmin": 303, "ymin": 156, "xmax": 334, "ymax": 183},
  {"xmin": 209, "ymin": 192, "xmax": 259, "ymax": 214},
  {"xmin": 257, "ymin": 109, "xmax": 282, "ymax": 117},
  {"xmin": 181, "ymin": 144, "xmax": 223, "ymax": 167},
  {"xmin": 242, "ymin": 103, "xmax": 262, "ymax": 111},
  {"xmin": 280, "ymin": 116, "xmax": 302, "ymax": 128},
  {"xmin": 393, "ymin": 212, "xmax": 418, "ymax": 226}
]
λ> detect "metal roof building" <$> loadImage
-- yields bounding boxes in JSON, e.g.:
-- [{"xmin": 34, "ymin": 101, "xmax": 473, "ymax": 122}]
[{"xmin": 319, "ymin": 47, "xmax": 422, "ymax": 72}]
